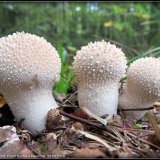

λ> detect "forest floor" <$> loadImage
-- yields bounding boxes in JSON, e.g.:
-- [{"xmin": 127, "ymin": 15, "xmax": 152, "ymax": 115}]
[{"xmin": 0, "ymin": 83, "xmax": 160, "ymax": 158}]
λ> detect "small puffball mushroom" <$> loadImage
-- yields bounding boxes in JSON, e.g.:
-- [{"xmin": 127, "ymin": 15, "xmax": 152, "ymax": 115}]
[
  {"xmin": 118, "ymin": 57, "xmax": 160, "ymax": 120},
  {"xmin": 0, "ymin": 32, "xmax": 61, "ymax": 134},
  {"xmin": 73, "ymin": 40, "xmax": 127, "ymax": 116}
]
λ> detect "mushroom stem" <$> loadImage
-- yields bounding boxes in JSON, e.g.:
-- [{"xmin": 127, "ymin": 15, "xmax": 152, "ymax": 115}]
[
  {"xmin": 78, "ymin": 82, "xmax": 119, "ymax": 116},
  {"xmin": 119, "ymin": 82, "xmax": 157, "ymax": 120},
  {"xmin": 4, "ymin": 87, "xmax": 57, "ymax": 134}
]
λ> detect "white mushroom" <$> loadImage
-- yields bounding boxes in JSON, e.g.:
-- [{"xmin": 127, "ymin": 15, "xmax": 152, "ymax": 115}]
[
  {"xmin": 73, "ymin": 40, "xmax": 127, "ymax": 116},
  {"xmin": 118, "ymin": 57, "xmax": 160, "ymax": 120},
  {"xmin": 0, "ymin": 32, "xmax": 61, "ymax": 134}
]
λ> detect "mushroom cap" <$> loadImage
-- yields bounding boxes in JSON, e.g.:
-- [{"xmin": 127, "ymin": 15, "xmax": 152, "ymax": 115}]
[
  {"xmin": 127, "ymin": 57, "xmax": 160, "ymax": 96},
  {"xmin": 0, "ymin": 32, "xmax": 61, "ymax": 91},
  {"xmin": 73, "ymin": 40, "xmax": 127, "ymax": 86}
]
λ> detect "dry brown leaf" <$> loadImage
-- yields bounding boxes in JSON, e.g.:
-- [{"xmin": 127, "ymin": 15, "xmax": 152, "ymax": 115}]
[
  {"xmin": 108, "ymin": 115, "xmax": 123, "ymax": 128},
  {"xmin": 121, "ymin": 144, "xmax": 136, "ymax": 158},
  {"xmin": 28, "ymin": 133, "xmax": 58, "ymax": 156},
  {"xmin": 146, "ymin": 111, "xmax": 160, "ymax": 141},
  {"xmin": 46, "ymin": 109, "xmax": 66, "ymax": 131},
  {"xmin": 154, "ymin": 102, "xmax": 160, "ymax": 109},
  {"xmin": 0, "ymin": 140, "xmax": 34, "ymax": 157},
  {"xmin": 72, "ymin": 108, "xmax": 90, "ymax": 119},
  {"xmin": 147, "ymin": 134, "xmax": 160, "ymax": 147},
  {"xmin": 0, "ymin": 126, "xmax": 34, "ymax": 157},
  {"xmin": 18, "ymin": 145, "xmax": 34, "ymax": 157},
  {"xmin": 71, "ymin": 122, "xmax": 84, "ymax": 131},
  {"xmin": 88, "ymin": 142, "xmax": 105, "ymax": 149},
  {"xmin": 61, "ymin": 128, "xmax": 81, "ymax": 145},
  {"xmin": 0, "ymin": 97, "xmax": 6, "ymax": 108},
  {"xmin": 69, "ymin": 140, "xmax": 89, "ymax": 148},
  {"xmin": 70, "ymin": 147, "xmax": 107, "ymax": 158},
  {"xmin": 0, "ymin": 125, "xmax": 16, "ymax": 143}
]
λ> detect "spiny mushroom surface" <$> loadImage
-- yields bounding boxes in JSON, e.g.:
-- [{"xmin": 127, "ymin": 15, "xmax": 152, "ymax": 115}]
[
  {"xmin": 73, "ymin": 40, "xmax": 127, "ymax": 116},
  {"xmin": 0, "ymin": 32, "xmax": 61, "ymax": 134},
  {"xmin": 118, "ymin": 57, "xmax": 160, "ymax": 120}
]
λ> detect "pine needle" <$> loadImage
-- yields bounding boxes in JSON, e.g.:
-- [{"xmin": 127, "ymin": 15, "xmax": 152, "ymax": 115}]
[
  {"xmin": 81, "ymin": 107, "xmax": 108, "ymax": 125},
  {"xmin": 76, "ymin": 130, "xmax": 116, "ymax": 151},
  {"xmin": 145, "ymin": 111, "xmax": 160, "ymax": 141}
]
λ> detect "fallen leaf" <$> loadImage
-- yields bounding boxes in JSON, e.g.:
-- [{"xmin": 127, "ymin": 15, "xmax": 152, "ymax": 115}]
[
  {"xmin": 121, "ymin": 144, "xmax": 136, "ymax": 158},
  {"xmin": 147, "ymin": 134, "xmax": 160, "ymax": 147},
  {"xmin": 69, "ymin": 140, "xmax": 89, "ymax": 148},
  {"xmin": 71, "ymin": 122, "xmax": 84, "ymax": 131},
  {"xmin": 0, "ymin": 125, "xmax": 17, "ymax": 143},
  {"xmin": 72, "ymin": 108, "xmax": 89, "ymax": 119},
  {"xmin": 0, "ymin": 125, "xmax": 34, "ymax": 157},
  {"xmin": 70, "ymin": 147, "xmax": 107, "ymax": 158},
  {"xmin": 154, "ymin": 102, "xmax": 160, "ymax": 109},
  {"xmin": 108, "ymin": 115, "xmax": 123, "ymax": 128},
  {"xmin": 146, "ymin": 111, "xmax": 160, "ymax": 141},
  {"xmin": 46, "ymin": 109, "xmax": 66, "ymax": 131},
  {"xmin": 88, "ymin": 142, "xmax": 104, "ymax": 149},
  {"xmin": 28, "ymin": 133, "xmax": 57, "ymax": 156},
  {"xmin": 0, "ymin": 97, "xmax": 6, "ymax": 108}
]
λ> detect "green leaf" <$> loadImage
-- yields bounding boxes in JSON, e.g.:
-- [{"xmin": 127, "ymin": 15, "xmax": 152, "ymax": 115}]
[
  {"xmin": 133, "ymin": 123, "xmax": 143, "ymax": 129},
  {"xmin": 127, "ymin": 47, "xmax": 160, "ymax": 66},
  {"xmin": 57, "ymin": 45, "xmax": 67, "ymax": 64},
  {"xmin": 113, "ymin": 22, "xmax": 123, "ymax": 31},
  {"xmin": 67, "ymin": 46, "xmax": 77, "ymax": 52},
  {"xmin": 40, "ymin": 144, "xmax": 47, "ymax": 154}
]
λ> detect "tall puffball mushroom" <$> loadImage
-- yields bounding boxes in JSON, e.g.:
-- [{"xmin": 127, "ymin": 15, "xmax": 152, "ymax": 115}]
[
  {"xmin": 73, "ymin": 40, "xmax": 127, "ymax": 116},
  {"xmin": 118, "ymin": 57, "xmax": 160, "ymax": 120},
  {"xmin": 0, "ymin": 32, "xmax": 61, "ymax": 134}
]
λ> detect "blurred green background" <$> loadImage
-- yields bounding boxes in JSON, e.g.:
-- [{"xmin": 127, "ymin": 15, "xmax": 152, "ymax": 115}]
[{"xmin": 0, "ymin": 2, "xmax": 160, "ymax": 94}]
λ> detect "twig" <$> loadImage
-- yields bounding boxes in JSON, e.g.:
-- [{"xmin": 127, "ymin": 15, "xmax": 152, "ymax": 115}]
[
  {"xmin": 110, "ymin": 126, "xmax": 160, "ymax": 150},
  {"xmin": 125, "ymin": 133, "xmax": 155, "ymax": 144},
  {"xmin": 59, "ymin": 110, "xmax": 113, "ymax": 134},
  {"xmin": 60, "ymin": 73, "xmax": 76, "ymax": 89},
  {"xmin": 129, "ymin": 145, "xmax": 150, "ymax": 157},
  {"xmin": 63, "ymin": 90, "xmax": 78, "ymax": 105},
  {"xmin": 59, "ymin": 110, "xmax": 105, "ymax": 130},
  {"xmin": 118, "ymin": 106, "xmax": 154, "ymax": 111},
  {"xmin": 54, "ymin": 126, "xmax": 67, "ymax": 130},
  {"xmin": 146, "ymin": 111, "xmax": 160, "ymax": 141},
  {"xmin": 76, "ymin": 130, "xmax": 116, "ymax": 151},
  {"xmin": 81, "ymin": 107, "xmax": 108, "ymax": 125},
  {"xmin": 123, "ymin": 131, "xmax": 160, "ymax": 150}
]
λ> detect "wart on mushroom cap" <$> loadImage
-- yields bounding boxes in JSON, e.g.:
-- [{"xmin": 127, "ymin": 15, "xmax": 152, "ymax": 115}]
[
  {"xmin": 0, "ymin": 32, "xmax": 61, "ymax": 134},
  {"xmin": 118, "ymin": 57, "xmax": 160, "ymax": 120},
  {"xmin": 73, "ymin": 40, "xmax": 127, "ymax": 116}
]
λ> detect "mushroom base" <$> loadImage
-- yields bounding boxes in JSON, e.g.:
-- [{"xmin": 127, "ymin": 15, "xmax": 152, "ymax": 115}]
[
  {"xmin": 119, "ymin": 90, "xmax": 158, "ymax": 120},
  {"xmin": 78, "ymin": 83, "xmax": 119, "ymax": 116},
  {"xmin": 3, "ymin": 88, "xmax": 58, "ymax": 134}
]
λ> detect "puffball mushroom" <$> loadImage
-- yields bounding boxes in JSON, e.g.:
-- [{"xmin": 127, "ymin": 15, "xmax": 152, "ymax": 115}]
[
  {"xmin": 118, "ymin": 57, "xmax": 160, "ymax": 120},
  {"xmin": 0, "ymin": 32, "xmax": 61, "ymax": 134},
  {"xmin": 73, "ymin": 40, "xmax": 127, "ymax": 116}
]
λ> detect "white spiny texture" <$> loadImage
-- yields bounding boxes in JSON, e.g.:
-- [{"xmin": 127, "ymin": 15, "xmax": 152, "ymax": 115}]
[
  {"xmin": 0, "ymin": 32, "xmax": 61, "ymax": 134},
  {"xmin": 73, "ymin": 40, "xmax": 127, "ymax": 116},
  {"xmin": 119, "ymin": 57, "xmax": 160, "ymax": 120}
]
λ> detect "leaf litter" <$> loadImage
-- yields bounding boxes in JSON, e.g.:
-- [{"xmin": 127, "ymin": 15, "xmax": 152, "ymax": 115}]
[{"xmin": 0, "ymin": 81, "xmax": 160, "ymax": 158}]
